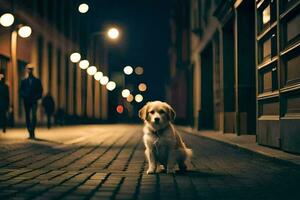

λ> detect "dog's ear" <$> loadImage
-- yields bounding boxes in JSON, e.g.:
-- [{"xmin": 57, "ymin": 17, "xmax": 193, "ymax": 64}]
[
  {"xmin": 139, "ymin": 103, "xmax": 149, "ymax": 120},
  {"xmin": 166, "ymin": 104, "xmax": 176, "ymax": 122}
]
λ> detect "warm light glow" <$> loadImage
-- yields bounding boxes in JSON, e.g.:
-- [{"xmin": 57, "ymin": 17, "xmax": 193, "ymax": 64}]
[
  {"xmin": 262, "ymin": 5, "xmax": 270, "ymax": 24},
  {"xmin": 107, "ymin": 27, "xmax": 119, "ymax": 39},
  {"xmin": 135, "ymin": 94, "xmax": 143, "ymax": 103},
  {"xmin": 135, "ymin": 67, "xmax": 144, "ymax": 75},
  {"xmin": 79, "ymin": 60, "xmax": 89, "ymax": 69},
  {"xmin": 126, "ymin": 94, "xmax": 134, "ymax": 102},
  {"xmin": 78, "ymin": 3, "xmax": 89, "ymax": 13},
  {"xmin": 94, "ymin": 71, "xmax": 103, "ymax": 81},
  {"xmin": 100, "ymin": 76, "xmax": 109, "ymax": 85},
  {"xmin": 123, "ymin": 66, "xmax": 133, "ymax": 75},
  {"xmin": 0, "ymin": 13, "xmax": 14, "ymax": 27},
  {"xmin": 138, "ymin": 83, "xmax": 147, "ymax": 92},
  {"xmin": 18, "ymin": 26, "xmax": 32, "ymax": 38},
  {"xmin": 121, "ymin": 89, "xmax": 130, "ymax": 98},
  {"xmin": 116, "ymin": 105, "xmax": 124, "ymax": 114},
  {"xmin": 70, "ymin": 52, "xmax": 81, "ymax": 63},
  {"xmin": 106, "ymin": 81, "xmax": 116, "ymax": 91},
  {"xmin": 87, "ymin": 66, "xmax": 97, "ymax": 75}
]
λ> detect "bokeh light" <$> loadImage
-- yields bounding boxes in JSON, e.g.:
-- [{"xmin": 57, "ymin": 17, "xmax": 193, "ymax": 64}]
[
  {"xmin": 94, "ymin": 71, "xmax": 103, "ymax": 81},
  {"xmin": 121, "ymin": 89, "xmax": 130, "ymax": 98},
  {"xmin": 126, "ymin": 94, "xmax": 134, "ymax": 102},
  {"xmin": 138, "ymin": 83, "xmax": 147, "ymax": 92},
  {"xmin": 79, "ymin": 60, "xmax": 89, "ymax": 69},
  {"xmin": 78, "ymin": 3, "xmax": 89, "ymax": 13},
  {"xmin": 135, "ymin": 67, "xmax": 144, "ymax": 75},
  {"xmin": 100, "ymin": 76, "xmax": 109, "ymax": 85},
  {"xmin": 70, "ymin": 52, "xmax": 81, "ymax": 63},
  {"xmin": 123, "ymin": 66, "xmax": 133, "ymax": 75},
  {"xmin": 107, "ymin": 28, "xmax": 119, "ymax": 39},
  {"xmin": 18, "ymin": 26, "xmax": 32, "ymax": 38},
  {"xmin": 0, "ymin": 13, "xmax": 14, "ymax": 27},
  {"xmin": 106, "ymin": 81, "xmax": 116, "ymax": 91},
  {"xmin": 116, "ymin": 105, "xmax": 124, "ymax": 114},
  {"xmin": 135, "ymin": 94, "xmax": 143, "ymax": 103},
  {"xmin": 87, "ymin": 66, "xmax": 97, "ymax": 75}
]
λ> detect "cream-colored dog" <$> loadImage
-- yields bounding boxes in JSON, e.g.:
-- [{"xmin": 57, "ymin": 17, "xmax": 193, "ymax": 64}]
[{"xmin": 139, "ymin": 101, "xmax": 192, "ymax": 174}]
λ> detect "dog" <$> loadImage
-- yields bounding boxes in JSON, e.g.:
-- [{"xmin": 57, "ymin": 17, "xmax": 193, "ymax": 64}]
[{"xmin": 139, "ymin": 101, "xmax": 192, "ymax": 174}]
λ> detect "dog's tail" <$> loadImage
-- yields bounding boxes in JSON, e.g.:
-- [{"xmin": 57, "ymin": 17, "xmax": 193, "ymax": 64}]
[{"xmin": 185, "ymin": 148, "xmax": 193, "ymax": 161}]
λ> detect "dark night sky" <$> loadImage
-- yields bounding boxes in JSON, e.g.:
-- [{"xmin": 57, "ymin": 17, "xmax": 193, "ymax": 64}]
[{"xmin": 88, "ymin": 0, "xmax": 173, "ymax": 101}]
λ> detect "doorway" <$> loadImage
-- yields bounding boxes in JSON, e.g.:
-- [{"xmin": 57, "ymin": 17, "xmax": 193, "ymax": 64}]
[{"xmin": 199, "ymin": 42, "xmax": 214, "ymax": 129}]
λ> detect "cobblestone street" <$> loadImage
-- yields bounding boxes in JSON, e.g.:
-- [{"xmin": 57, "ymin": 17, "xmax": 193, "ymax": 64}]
[{"xmin": 0, "ymin": 125, "xmax": 300, "ymax": 200}]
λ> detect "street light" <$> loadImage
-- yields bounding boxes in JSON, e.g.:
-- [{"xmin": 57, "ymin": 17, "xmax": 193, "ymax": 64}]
[
  {"xmin": 107, "ymin": 27, "xmax": 120, "ymax": 40},
  {"xmin": 100, "ymin": 76, "xmax": 109, "ymax": 85},
  {"xmin": 135, "ymin": 67, "xmax": 144, "ymax": 75},
  {"xmin": 79, "ymin": 60, "xmax": 89, "ymax": 69},
  {"xmin": 87, "ymin": 66, "xmax": 97, "ymax": 75},
  {"xmin": 70, "ymin": 52, "xmax": 81, "ymax": 63},
  {"xmin": 135, "ymin": 94, "xmax": 143, "ymax": 103},
  {"xmin": 121, "ymin": 89, "xmax": 130, "ymax": 98},
  {"xmin": 138, "ymin": 83, "xmax": 147, "ymax": 92},
  {"xmin": 78, "ymin": 3, "xmax": 89, "ymax": 13},
  {"xmin": 126, "ymin": 94, "xmax": 134, "ymax": 102},
  {"xmin": 123, "ymin": 66, "xmax": 133, "ymax": 75},
  {"xmin": 106, "ymin": 81, "xmax": 116, "ymax": 91},
  {"xmin": 18, "ymin": 25, "xmax": 32, "ymax": 38},
  {"xmin": 0, "ymin": 13, "xmax": 14, "ymax": 27},
  {"xmin": 94, "ymin": 71, "xmax": 103, "ymax": 81}
]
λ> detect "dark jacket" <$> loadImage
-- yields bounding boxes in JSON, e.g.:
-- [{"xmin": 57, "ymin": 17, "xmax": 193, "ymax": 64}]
[
  {"xmin": 0, "ymin": 81, "xmax": 9, "ymax": 112},
  {"xmin": 42, "ymin": 95, "xmax": 55, "ymax": 115},
  {"xmin": 20, "ymin": 76, "xmax": 43, "ymax": 104}
]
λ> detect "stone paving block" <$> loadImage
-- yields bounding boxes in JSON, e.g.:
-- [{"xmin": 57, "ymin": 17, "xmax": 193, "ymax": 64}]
[{"xmin": 1, "ymin": 125, "xmax": 300, "ymax": 200}]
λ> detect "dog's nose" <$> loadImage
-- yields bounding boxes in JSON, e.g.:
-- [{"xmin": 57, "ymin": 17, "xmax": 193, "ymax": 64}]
[{"xmin": 154, "ymin": 117, "xmax": 160, "ymax": 123}]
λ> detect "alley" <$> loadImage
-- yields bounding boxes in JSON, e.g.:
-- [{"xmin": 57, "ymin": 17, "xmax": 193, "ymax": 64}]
[{"xmin": 0, "ymin": 125, "xmax": 300, "ymax": 200}]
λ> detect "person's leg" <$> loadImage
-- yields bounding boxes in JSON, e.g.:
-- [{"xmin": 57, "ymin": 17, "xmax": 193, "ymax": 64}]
[
  {"xmin": 47, "ymin": 114, "xmax": 51, "ymax": 129},
  {"xmin": 24, "ymin": 103, "xmax": 31, "ymax": 136},
  {"xmin": 31, "ymin": 103, "xmax": 38, "ymax": 138},
  {"xmin": 0, "ymin": 111, "xmax": 4, "ymax": 132},
  {"xmin": 3, "ymin": 111, "xmax": 7, "ymax": 133}
]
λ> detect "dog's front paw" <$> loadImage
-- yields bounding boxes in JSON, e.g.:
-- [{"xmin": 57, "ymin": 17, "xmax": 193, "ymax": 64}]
[
  {"xmin": 147, "ymin": 168, "xmax": 155, "ymax": 174},
  {"xmin": 167, "ymin": 168, "xmax": 176, "ymax": 174}
]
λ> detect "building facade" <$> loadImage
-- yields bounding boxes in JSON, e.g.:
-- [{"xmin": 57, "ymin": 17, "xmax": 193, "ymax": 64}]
[
  {"xmin": 0, "ymin": 0, "xmax": 108, "ymax": 125},
  {"xmin": 169, "ymin": 0, "xmax": 300, "ymax": 153}
]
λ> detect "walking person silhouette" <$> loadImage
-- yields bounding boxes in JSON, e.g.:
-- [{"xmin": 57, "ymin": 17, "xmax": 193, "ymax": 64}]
[
  {"xmin": 0, "ymin": 74, "xmax": 9, "ymax": 133},
  {"xmin": 20, "ymin": 65, "xmax": 43, "ymax": 139},
  {"xmin": 42, "ymin": 93, "xmax": 55, "ymax": 129}
]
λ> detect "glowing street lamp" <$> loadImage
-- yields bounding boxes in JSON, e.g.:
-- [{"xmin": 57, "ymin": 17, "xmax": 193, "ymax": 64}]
[
  {"xmin": 70, "ymin": 52, "xmax": 81, "ymax": 63},
  {"xmin": 135, "ymin": 67, "xmax": 144, "ymax": 75},
  {"xmin": 0, "ymin": 13, "xmax": 14, "ymax": 27},
  {"xmin": 87, "ymin": 66, "xmax": 97, "ymax": 75},
  {"xmin": 18, "ymin": 25, "xmax": 32, "ymax": 38},
  {"xmin": 123, "ymin": 66, "xmax": 133, "ymax": 75},
  {"xmin": 135, "ymin": 94, "xmax": 143, "ymax": 103},
  {"xmin": 100, "ymin": 76, "xmax": 109, "ymax": 85},
  {"xmin": 78, "ymin": 3, "xmax": 89, "ymax": 13},
  {"xmin": 138, "ymin": 83, "xmax": 147, "ymax": 92},
  {"xmin": 79, "ymin": 60, "xmax": 89, "ymax": 69},
  {"xmin": 121, "ymin": 89, "xmax": 130, "ymax": 98},
  {"xmin": 107, "ymin": 27, "xmax": 119, "ymax": 40},
  {"xmin": 126, "ymin": 94, "xmax": 134, "ymax": 102},
  {"xmin": 116, "ymin": 105, "xmax": 124, "ymax": 114},
  {"xmin": 94, "ymin": 71, "xmax": 103, "ymax": 81},
  {"xmin": 106, "ymin": 81, "xmax": 116, "ymax": 91}
]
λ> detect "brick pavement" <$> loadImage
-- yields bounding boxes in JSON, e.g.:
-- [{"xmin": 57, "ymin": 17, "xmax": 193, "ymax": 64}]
[{"xmin": 0, "ymin": 125, "xmax": 300, "ymax": 200}]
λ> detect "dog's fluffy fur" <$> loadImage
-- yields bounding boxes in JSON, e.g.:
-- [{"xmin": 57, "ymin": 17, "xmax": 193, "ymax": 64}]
[{"xmin": 139, "ymin": 101, "xmax": 192, "ymax": 174}]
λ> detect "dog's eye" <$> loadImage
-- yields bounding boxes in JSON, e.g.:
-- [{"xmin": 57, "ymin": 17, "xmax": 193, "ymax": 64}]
[
  {"xmin": 149, "ymin": 111, "xmax": 155, "ymax": 114},
  {"xmin": 159, "ymin": 110, "xmax": 165, "ymax": 114}
]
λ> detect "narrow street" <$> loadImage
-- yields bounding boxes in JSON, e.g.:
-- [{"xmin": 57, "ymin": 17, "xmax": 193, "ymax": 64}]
[{"xmin": 0, "ymin": 125, "xmax": 299, "ymax": 200}]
